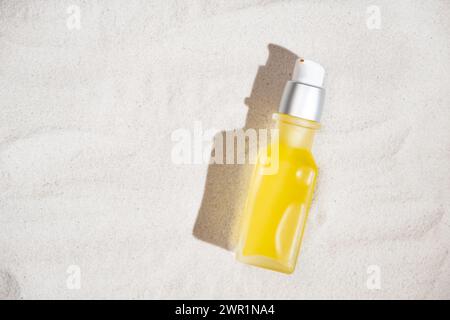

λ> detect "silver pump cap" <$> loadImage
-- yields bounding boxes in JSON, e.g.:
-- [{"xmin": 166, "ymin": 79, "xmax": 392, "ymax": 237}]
[{"xmin": 278, "ymin": 59, "xmax": 326, "ymax": 122}]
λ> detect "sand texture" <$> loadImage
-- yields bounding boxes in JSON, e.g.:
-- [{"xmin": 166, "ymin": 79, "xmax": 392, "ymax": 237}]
[{"xmin": 0, "ymin": 0, "xmax": 449, "ymax": 299}]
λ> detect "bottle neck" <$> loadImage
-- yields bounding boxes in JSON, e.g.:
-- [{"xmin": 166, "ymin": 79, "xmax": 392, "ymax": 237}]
[{"xmin": 273, "ymin": 113, "xmax": 320, "ymax": 150}]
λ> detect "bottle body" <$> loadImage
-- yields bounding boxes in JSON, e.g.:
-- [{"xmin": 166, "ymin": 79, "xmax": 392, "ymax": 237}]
[{"xmin": 236, "ymin": 113, "xmax": 319, "ymax": 274}]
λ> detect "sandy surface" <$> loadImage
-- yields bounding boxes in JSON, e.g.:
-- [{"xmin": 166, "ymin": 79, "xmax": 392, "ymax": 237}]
[{"xmin": 0, "ymin": 0, "xmax": 449, "ymax": 299}]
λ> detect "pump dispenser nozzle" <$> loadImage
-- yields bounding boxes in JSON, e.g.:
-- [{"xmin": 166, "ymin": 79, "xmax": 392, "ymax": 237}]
[
  {"xmin": 292, "ymin": 59, "xmax": 325, "ymax": 87},
  {"xmin": 278, "ymin": 58, "xmax": 326, "ymax": 122}
]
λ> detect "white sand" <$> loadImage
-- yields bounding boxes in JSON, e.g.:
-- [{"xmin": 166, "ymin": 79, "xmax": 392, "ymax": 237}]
[{"xmin": 0, "ymin": 0, "xmax": 449, "ymax": 299}]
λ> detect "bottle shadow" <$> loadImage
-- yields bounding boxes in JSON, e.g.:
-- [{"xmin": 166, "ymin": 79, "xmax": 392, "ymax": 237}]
[{"xmin": 193, "ymin": 44, "xmax": 299, "ymax": 251}]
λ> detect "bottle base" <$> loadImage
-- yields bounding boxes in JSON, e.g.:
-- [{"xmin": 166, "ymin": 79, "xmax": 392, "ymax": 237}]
[{"xmin": 235, "ymin": 252, "xmax": 294, "ymax": 274}]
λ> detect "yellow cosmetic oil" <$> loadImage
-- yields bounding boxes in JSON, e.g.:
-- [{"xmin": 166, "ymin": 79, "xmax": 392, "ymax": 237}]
[{"xmin": 236, "ymin": 59, "xmax": 326, "ymax": 274}]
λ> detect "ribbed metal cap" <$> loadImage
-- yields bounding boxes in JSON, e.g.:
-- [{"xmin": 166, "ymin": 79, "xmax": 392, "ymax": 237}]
[{"xmin": 278, "ymin": 59, "xmax": 326, "ymax": 122}]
